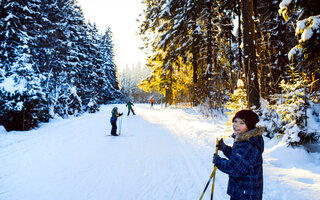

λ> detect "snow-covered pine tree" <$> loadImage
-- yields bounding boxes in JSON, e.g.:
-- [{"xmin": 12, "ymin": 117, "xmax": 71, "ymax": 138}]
[
  {"xmin": 271, "ymin": 65, "xmax": 319, "ymax": 146},
  {"xmin": 52, "ymin": 0, "xmax": 83, "ymax": 117},
  {"xmin": 202, "ymin": 0, "xmax": 233, "ymax": 110},
  {"xmin": 0, "ymin": 0, "xmax": 49, "ymax": 131},
  {"xmin": 279, "ymin": 0, "xmax": 320, "ymax": 66},
  {"xmin": 255, "ymin": 0, "xmax": 295, "ymax": 98},
  {"xmin": 139, "ymin": 0, "xmax": 205, "ymax": 106},
  {"xmin": 277, "ymin": 0, "xmax": 320, "ymax": 146},
  {"xmin": 99, "ymin": 27, "xmax": 120, "ymax": 103},
  {"xmin": 0, "ymin": 0, "xmax": 121, "ymax": 130},
  {"xmin": 76, "ymin": 22, "xmax": 100, "ymax": 113},
  {"xmin": 34, "ymin": 0, "xmax": 84, "ymax": 118}
]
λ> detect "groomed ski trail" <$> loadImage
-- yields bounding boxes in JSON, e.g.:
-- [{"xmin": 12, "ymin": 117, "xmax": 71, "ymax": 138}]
[
  {"xmin": 0, "ymin": 104, "xmax": 230, "ymax": 200},
  {"xmin": 137, "ymin": 105, "xmax": 229, "ymax": 200}
]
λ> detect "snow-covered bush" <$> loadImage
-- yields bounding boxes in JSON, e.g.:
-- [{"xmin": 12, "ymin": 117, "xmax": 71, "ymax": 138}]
[
  {"xmin": 0, "ymin": 78, "xmax": 50, "ymax": 131},
  {"xmin": 85, "ymin": 98, "xmax": 100, "ymax": 113},
  {"xmin": 53, "ymin": 86, "xmax": 82, "ymax": 118},
  {"xmin": 259, "ymin": 98, "xmax": 282, "ymax": 139},
  {"xmin": 268, "ymin": 66, "xmax": 319, "ymax": 146}
]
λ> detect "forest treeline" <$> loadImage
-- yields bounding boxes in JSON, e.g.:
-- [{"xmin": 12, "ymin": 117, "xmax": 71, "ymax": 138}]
[
  {"xmin": 138, "ymin": 0, "xmax": 320, "ymax": 146},
  {"xmin": 119, "ymin": 63, "xmax": 162, "ymax": 103},
  {"xmin": 0, "ymin": 0, "xmax": 120, "ymax": 131}
]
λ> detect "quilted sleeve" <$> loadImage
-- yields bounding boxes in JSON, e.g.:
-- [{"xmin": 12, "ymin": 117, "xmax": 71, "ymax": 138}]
[{"xmin": 216, "ymin": 142, "xmax": 259, "ymax": 178}]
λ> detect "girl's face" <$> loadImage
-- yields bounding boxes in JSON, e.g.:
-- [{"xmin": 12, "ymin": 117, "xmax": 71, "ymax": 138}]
[{"xmin": 233, "ymin": 118, "xmax": 249, "ymax": 134}]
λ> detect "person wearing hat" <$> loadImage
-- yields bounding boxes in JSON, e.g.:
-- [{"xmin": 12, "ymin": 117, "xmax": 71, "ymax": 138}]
[
  {"xmin": 212, "ymin": 109, "xmax": 264, "ymax": 200},
  {"xmin": 110, "ymin": 107, "xmax": 123, "ymax": 136}
]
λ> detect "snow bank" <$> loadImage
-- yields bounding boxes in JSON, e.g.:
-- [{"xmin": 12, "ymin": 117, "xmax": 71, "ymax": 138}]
[{"xmin": 0, "ymin": 125, "xmax": 6, "ymax": 133}]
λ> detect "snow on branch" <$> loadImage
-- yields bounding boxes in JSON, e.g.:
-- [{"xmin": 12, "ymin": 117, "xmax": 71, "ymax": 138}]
[
  {"xmin": 278, "ymin": 0, "xmax": 294, "ymax": 21},
  {"xmin": 288, "ymin": 45, "xmax": 302, "ymax": 61},
  {"xmin": 296, "ymin": 15, "xmax": 320, "ymax": 42}
]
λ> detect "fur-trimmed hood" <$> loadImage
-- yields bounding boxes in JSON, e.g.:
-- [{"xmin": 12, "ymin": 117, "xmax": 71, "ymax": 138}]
[
  {"xmin": 234, "ymin": 126, "xmax": 265, "ymax": 153},
  {"xmin": 235, "ymin": 126, "xmax": 265, "ymax": 142}
]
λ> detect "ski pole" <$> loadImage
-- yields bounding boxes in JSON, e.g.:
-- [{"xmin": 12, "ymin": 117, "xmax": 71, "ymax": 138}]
[
  {"xmin": 199, "ymin": 139, "xmax": 219, "ymax": 200},
  {"xmin": 210, "ymin": 167, "xmax": 217, "ymax": 200},
  {"xmin": 118, "ymin": 116, "xmax": 122, "ymax": 135},
  {"xmin": 210, "ymin": 139, "xmax": 219, "ymax": 200}
]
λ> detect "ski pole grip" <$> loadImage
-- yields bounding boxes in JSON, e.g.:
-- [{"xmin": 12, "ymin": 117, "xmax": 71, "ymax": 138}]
[{"xmin": 215, "ymin": 139, "xmax": 219, "ymax": 154}]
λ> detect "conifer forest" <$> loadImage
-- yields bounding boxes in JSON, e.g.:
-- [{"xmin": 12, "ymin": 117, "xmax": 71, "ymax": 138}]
[
  {"xmin": 1, "ymin": 0, "xmax": 320, "ymax": 147},
  {"xmin": 138, "ymin": 0, "xmax": 320, "ymax": 146},
  {"xmin": 0, "ymin": 0, "xmax": 119, "ymax": 131}
]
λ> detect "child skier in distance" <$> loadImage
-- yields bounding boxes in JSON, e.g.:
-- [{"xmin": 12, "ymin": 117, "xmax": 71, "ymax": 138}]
[
  {"xmin": 212, "ymin": 110, "xmax": 264, "ymax": 200},
  {"xmin": 110, "ymin": 107, "xmax": 123, "ymax": 136},
  {"xmin": 126, "ymin": 101, "xmax": 135, "ymax": 116},
  {"xmin": 150, "ymin": 97, "xmax": 154, "ymax": 108}
]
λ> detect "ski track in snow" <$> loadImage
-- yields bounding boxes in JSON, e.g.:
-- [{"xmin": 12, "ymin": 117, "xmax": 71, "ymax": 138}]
[
  {"xmin": 0, "ymin": 104, "xmax": 228, "ymax": 200},
  {"xmin": 137, "ymin": 106, "xmax": 229, "ymax": 200},
  {"xmin": 1, "ymin": 104, "xmax": 320, "ymax": 200}
]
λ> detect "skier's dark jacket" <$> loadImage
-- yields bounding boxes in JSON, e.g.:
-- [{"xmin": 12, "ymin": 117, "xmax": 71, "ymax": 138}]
[
  {"xmin": 110, "ymin": 108, "xmax": 121, "ymax": 123},
  {"xmin": 126, "ymin": 101, "xmax": 134, "ymax": 110},
  {"xmin": 215, "ymin": 127, "xmax": 264, "ymax": 200}
]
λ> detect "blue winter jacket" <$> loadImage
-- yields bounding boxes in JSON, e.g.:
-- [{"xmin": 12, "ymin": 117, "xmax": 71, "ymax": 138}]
[
  {"xmin": 215, "ymin": 127, "xmax": 264, "ymax": 200},
  {"xmin": 110, "ymin": 108, "xmax": 121, "ymax": 123}
]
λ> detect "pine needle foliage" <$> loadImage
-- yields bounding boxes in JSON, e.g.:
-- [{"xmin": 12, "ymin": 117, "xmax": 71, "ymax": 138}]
[{"xmin": 271, "ymin": 64, "xmax": 319, "ymax": 146}]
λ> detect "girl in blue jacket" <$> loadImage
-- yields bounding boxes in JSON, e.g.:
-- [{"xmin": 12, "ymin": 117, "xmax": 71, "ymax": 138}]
[
  {"xmin": 213, "ymin": 110, "xmax": 264, "ymax": 200},
  {"xmin": 110, "ymin": 107, "xmax": 123, "ymax": 136}
]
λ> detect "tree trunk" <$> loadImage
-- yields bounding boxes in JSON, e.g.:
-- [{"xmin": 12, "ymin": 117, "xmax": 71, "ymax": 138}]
[
  {"xmin": 241, "ymin": 0, "xmax": 260, "ymax": 109},
  {"xmin": 238, "ymin": 1, "xmax": 243, "ymax": 74},
  {"xmin": 191, "ymin": 12, "xmax": 199, "ymax": 106},
  {"xmin": 206, "ymin": 0, "xmax": 213, "ymax": 77}
]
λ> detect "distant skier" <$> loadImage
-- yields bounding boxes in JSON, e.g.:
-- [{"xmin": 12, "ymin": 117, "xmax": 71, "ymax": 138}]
[
  {"xmin": 126, "ymin": 101, "xmax": 135, "ymax": 116},
  {"xmin": 212, "ymin": 109, "xmax": 264, "ymax": 200},
  {"xmin": 150, "ymin": 97, "xmax": 154, "ymax": 108},
  {"xmin": 110, "ymin": 107, "xmax": 123, "ymax": 136}
]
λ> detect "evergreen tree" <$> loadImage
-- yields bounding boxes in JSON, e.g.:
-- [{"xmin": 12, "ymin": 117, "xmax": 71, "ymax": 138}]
[
  {"xmin": 99, "ymin": 27, "xmax": 120, "ymax": 103},
  {"xmin": 31, "ymin": 0, "xmax": 80, "ymax": 117},
  {"xmin": 279, "ymin": 0, "xmax": 320, "ymax": 67},
  {"xmin": 77, "ymin": 22, "xmax": 102, "ymax": 113},
  {"xmin": 255, "ymin": 0, "xmax": 296, "ymax": 98},
  {"xmin": 52, "ymin": 0, "xmax": 83, "ymax": 117},
  {"xmin": 0, "ymin": 0, "xmax": 121, "ymax": 130},
  {"xmin": 0, "ymin": 0, "xmax": 49, "ymax": 130},
  {"xmin": 206, "ymin": 0, "xmax": 234, "ymax": 110},
  {"xmin": 271, "ymin": 65, "xmax": 319, "ymax": 146}
]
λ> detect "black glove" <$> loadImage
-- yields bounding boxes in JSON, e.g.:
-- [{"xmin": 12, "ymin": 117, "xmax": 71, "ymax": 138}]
[
  {"xmin": 119, "ymin": 113, "xmax": 123, "ymax": 116},
  {"xmin": 212, "ymin": 153, "xmax": 220, "ymax": 164},
  {"xmin": 217, "ymin": 138, "xmax": 227, "ymax": 151}
]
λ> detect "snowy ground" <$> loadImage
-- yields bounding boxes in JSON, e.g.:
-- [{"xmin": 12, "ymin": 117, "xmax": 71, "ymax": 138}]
[{"xmin": 1, "ymin": 104, "xmax": 320, "ymax": 200}]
